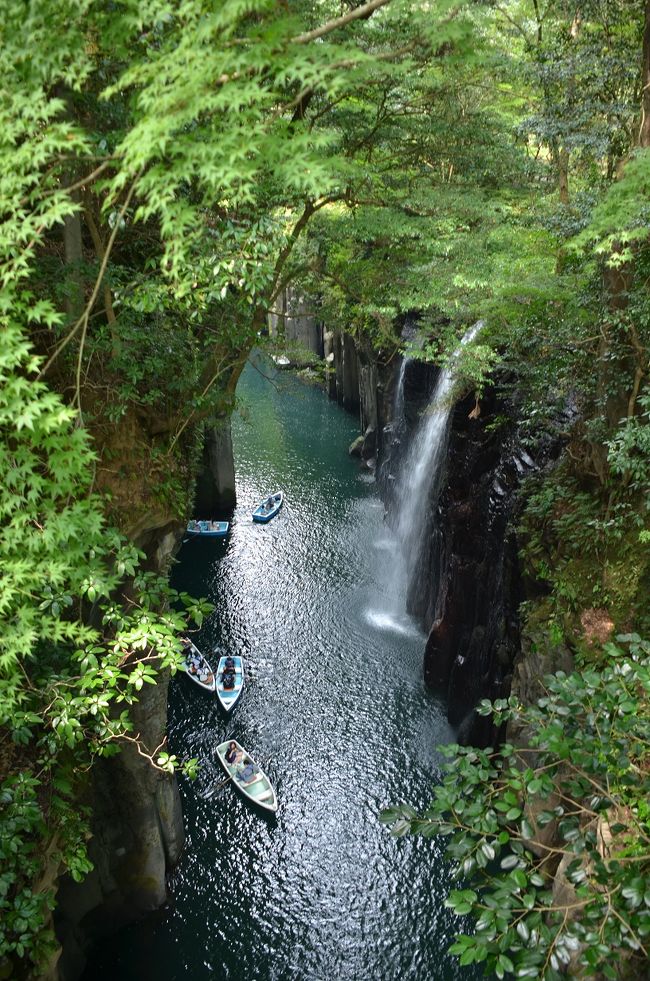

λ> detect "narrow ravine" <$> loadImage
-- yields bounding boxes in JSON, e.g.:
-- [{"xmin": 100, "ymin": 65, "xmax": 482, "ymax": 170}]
[{"xmin": 85, "ymin": 359, "xmax": 481, "ymax": 981}]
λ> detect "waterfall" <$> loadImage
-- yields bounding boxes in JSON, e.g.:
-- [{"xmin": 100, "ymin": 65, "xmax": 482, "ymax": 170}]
[
  {"xmin": 394, "ymin": 322, "xmax": 482, "ymax": 616},
  {"xmin": 393, "ymin": 357, "xmax": 407, "ymax": 433}
]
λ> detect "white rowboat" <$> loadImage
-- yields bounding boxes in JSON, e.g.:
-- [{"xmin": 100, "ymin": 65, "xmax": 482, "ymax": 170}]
[
  {"xmin": 215, "ymin": 739, "xmax": 278, "ymax": 813},
  {"xmin": 180, "ymin": 639, "xmax": 216, "ymax": 692}
]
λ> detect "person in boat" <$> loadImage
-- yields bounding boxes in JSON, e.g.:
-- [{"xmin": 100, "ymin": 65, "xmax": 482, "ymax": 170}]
[
  {"xmin": 222, "ymin": 668, "xmax": 235, "ymax": 689},
  {"xmin": 236, "ymin": 761, "xmax": 258, "ymax": 783},
  {"xmin": 224, "ymin": 655, "xmax": 236, "ymax": 672},
  {"xmin": 183, "ymin": 642, "xmax": 199, "ymax": 674},
  {"xmin": 265, "ymin": 496, "xmax": 274, "ymax": 510},
  {"xmin": 225, "ymin": 741, "xmax": 242, "ymax": 765}
]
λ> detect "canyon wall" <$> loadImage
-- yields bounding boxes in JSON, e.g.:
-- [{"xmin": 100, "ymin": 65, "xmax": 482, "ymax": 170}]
[{"xmin": 54, "ymin": 518, "xmax": 186, "ymax": 980}]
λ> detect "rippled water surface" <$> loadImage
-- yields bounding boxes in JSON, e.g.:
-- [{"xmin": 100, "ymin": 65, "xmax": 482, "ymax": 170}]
[{"xmin": 87, "ymin": 359, "xmax": 480, "ymax": 981}]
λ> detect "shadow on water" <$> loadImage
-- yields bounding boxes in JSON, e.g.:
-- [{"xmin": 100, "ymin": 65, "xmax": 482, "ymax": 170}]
[{"xmin": 84, "ymin": 357, "xmax": 484, "ymax": 981}]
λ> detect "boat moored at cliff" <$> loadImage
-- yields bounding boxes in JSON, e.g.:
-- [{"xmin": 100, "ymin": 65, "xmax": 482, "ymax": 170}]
[
  {"xmin": 181, "ymin": 638, "xmax": 216, "ymax": 692},
  {"xmin": 186, "ymin": 519, "xmax": 230, "ymax": 537}
]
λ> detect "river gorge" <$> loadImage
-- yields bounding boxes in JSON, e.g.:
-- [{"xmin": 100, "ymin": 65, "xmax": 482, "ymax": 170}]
[
  {"xmin": 7, "ymin": 9, "xmax": 649, "ymax": 978},
  {"xmin": 80, "ymin": 355, "xmax": 486, "ymax": 980}
]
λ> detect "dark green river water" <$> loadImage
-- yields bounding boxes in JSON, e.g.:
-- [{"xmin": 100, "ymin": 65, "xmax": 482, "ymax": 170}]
[{"xmin": 87, "ymin": 358, "xmax": 481, "ymax": 981}]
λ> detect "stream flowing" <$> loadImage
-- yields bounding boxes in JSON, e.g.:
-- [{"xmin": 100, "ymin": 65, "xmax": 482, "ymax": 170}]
[{"xmin": 86, "ymin": 357, "xmax": 482, "ymax": 981}]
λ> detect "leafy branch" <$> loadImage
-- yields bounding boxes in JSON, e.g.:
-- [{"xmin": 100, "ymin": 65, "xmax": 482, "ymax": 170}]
[{"xmin": 382, "ymin": 635, "xmax": 650, "ymax": 980}]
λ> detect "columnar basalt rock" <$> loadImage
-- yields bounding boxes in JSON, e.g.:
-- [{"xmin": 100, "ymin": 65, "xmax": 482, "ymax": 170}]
[
  {"xmin": 375, "ymin": 352, "xmax": 555, "ymax": 746},
  {"xmin": 54, "ymin": 514, "xmax": 187, "ymax": 979},
  {"xmin": 55, "ymin": 668, "xmax": 184, "ymax": 979},
  {"xmin": 194, "ymin": 416, "xmax": 237, "ymax": 513},
  {"xmin": 420, "ymin": 388, "xmax": 535, "ymax": 741},
  {"xmin": 268, "ymin": 287, "xmax": 324, "ymax": 361},
  {"xmin": 330, "ymin": 330, "xmax": 360, "ymax": 412},
  {"xmin": 329, "ymin": 330, "xmax": 394, "ymax": 470},
  {"xmin": 284, "ymin": 289, "xmax": 323, "ymax": 357}
]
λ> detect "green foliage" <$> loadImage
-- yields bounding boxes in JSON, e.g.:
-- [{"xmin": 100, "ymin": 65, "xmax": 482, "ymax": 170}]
[
  {"xmin": 572, "ymin": 151, "xmax": 650, "ymax": 262},
  {"xmin": 519, "ymin": 451, "xmax": 650, "ymax": 630},
  {"xmin": 2, "ymin": 3, "xmax": 478, "ymax": 971},
  {"xmin": 0, "ymin": 318, "xmax": 209, "ymax": 969},
  {"xmin": 382, "ymin": 635, "xmax": 650, "ymax": 980},
  {"xmin": 607, "ymin": 393, "xmax": 650, "ymax": 493},
  {"xmin": 406, "ymin": 328, "xmax": 501, "ymax": 399}
]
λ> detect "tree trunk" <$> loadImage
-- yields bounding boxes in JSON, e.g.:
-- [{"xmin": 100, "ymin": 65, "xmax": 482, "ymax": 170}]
[
  {"xmin": 558, "ymin": 147, "xmax": 570, "ymax": 204},
  {"xmin": 83, "ymin": 189, "xmax": 121, "ymax": 361},
  {"xmin": 63, "ymin": 190, "xmax": 84, "ymax": 322},
  {"xmin": 640, "ymin": 0, "xmax": 650, "ymax": 147}
]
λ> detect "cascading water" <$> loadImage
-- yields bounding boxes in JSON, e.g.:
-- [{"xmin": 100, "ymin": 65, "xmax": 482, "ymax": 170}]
[
  {"xmin": 393, "ymin": 357, "xmax": 408, "ymax": 434},
  {"xmin": 393, "ymin": 322, "xmax": 482, "ymax": 619}
]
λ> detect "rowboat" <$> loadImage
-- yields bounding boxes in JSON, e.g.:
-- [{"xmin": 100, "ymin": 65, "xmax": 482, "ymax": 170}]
[
  {"xmin": 252, "ymin": 491, "xmax": 283, "ymax": 523},
  {"xmin": 271, "ymin": 354, "xmax": 291, "ymax": 368},
  {"xmin": 180, "ymin": 638, "xmax": 216, "ymax": 692},
  {"xmin": 186, "ymin": 519, "xmax": 229, "ymax": 537},
  {"xmin": 216, "ymin": 740, "xmax": 278, "ymax": 813},
  {"xmin": 215, "ymin": 654, "xmax": 244, "ymax": 713}
]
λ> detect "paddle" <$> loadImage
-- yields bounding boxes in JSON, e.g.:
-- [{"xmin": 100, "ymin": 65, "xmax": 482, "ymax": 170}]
[
  {"xmin": 199, "ymin": 761, "xmax": 238, "ymax": 799},
  {"xmin": 203, "ymin": 773, "xmax": 235, "ymax": 797}
]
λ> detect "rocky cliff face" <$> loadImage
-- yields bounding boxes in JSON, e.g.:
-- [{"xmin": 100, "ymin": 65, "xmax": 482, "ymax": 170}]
[
  {"xmin": 269, "ymin": 287, "xmax": 324, "ymax": 359},
  {"xmin": 53, "ymin": 513, "xmax": 186, "ymax": 980},
  {"xmin": 194, "ymin": 416, "xmax": 237, "ymax": 513},
  {"xmin": 329, "ymin": 330, "xmax": 396, "ymax": 470},
  {"xmin": 420, "ymin": 385, "xmax": 538, "ymax": 743},
  {"xmin": 55, "ymin": 670, "xmax": 184, "ymax": 979}
]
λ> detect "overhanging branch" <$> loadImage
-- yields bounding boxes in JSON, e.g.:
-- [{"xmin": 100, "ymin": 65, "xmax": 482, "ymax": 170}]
[{"xmin": 293, "ymin": 0, "xmax": 392, "ymax": 45}]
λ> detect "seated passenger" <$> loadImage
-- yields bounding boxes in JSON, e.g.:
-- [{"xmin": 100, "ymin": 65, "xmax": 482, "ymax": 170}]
[
  {"xmin": 236, "ymin": 762, "xmax": 258, "ymax": 783},
  {"xmin": 225, "ymin": 741, "xmax": 242, "ymax": 765},
  {"xmin": 222, "ymin": 669, "xmax": 235, "ymax": 689}
]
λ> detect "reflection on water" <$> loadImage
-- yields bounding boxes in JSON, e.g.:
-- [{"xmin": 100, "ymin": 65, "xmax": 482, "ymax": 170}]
[{"xmin": 85, "ymin": 358, "xmax": 481, "ymax": 981}]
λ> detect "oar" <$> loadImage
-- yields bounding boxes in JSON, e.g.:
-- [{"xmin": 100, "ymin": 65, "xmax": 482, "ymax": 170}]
[
  {"xmin": 202, "ymin": 773, "xmax": 234, "ymax": 798},
  {"xmin": 218, "ymin": 772, "xmax": 235, "ymax": 788}
]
